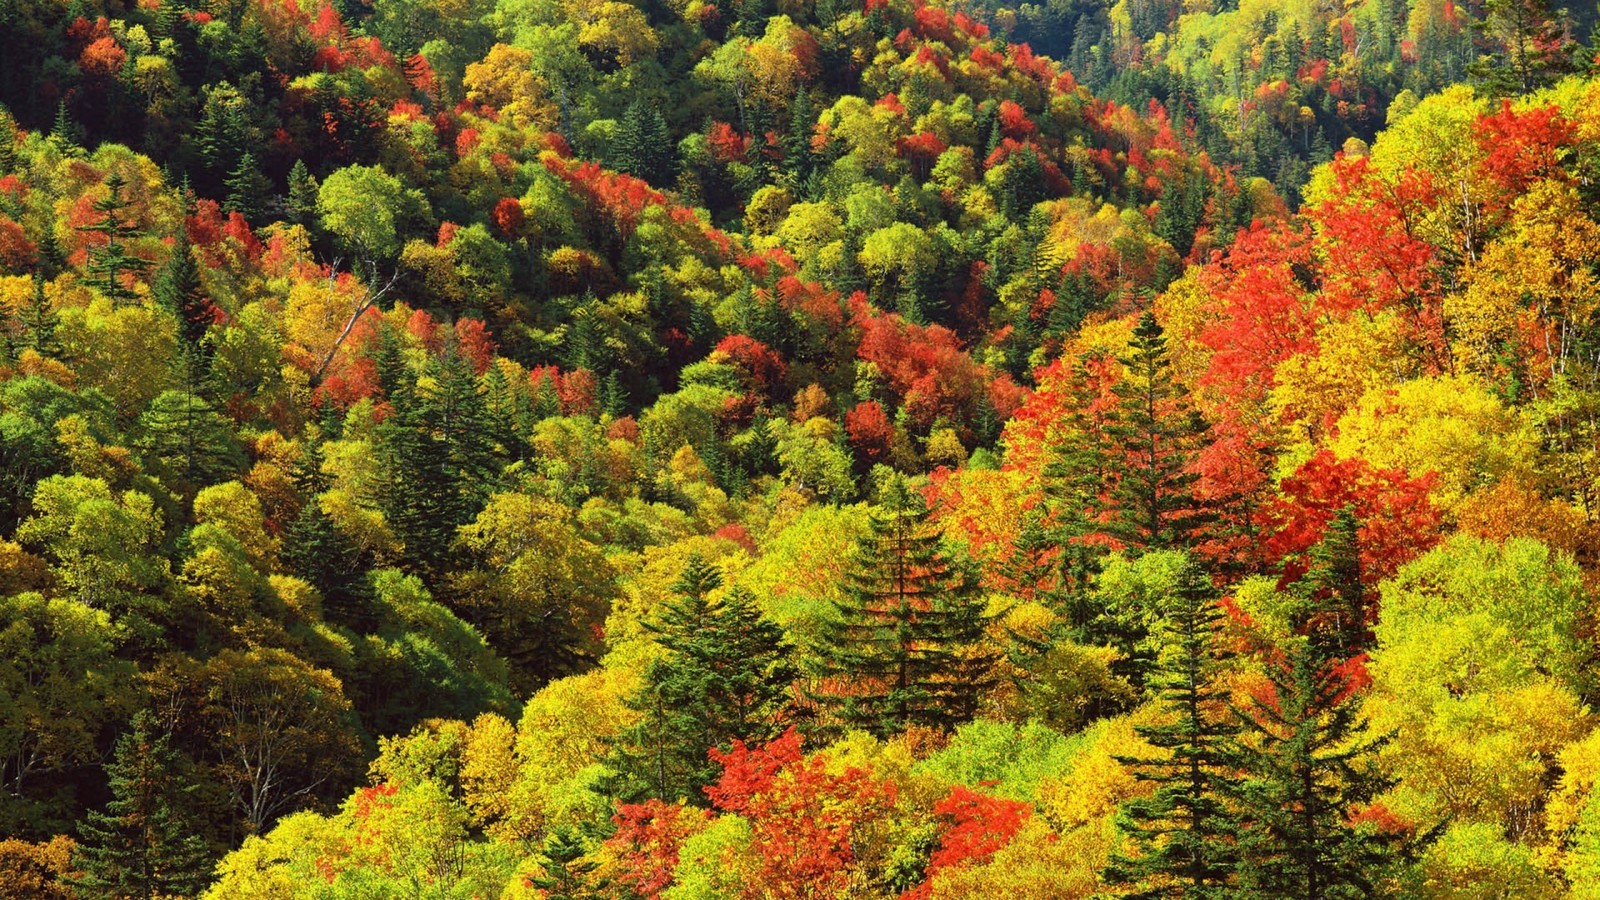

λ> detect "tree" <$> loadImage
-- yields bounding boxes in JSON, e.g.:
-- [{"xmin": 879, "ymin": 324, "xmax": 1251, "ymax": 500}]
[
  {"xmin": 1109, "ymin": 311, "xmax": 1212, "ymax": 552},
  {"xmin": 610, "ymin": 557, "xmax": 796, "ymax": 804},
  {"xmin": 529, "ymin": 826, "xmax": 608, "ymax": 899},
  {"xmin": 1104, "ymin": 561, "xmax": 1239, "ymax": 899},
  {"xmin": 72, "ymin": 712, "xmax": 211, "ymax": 900},
  {"xmin": 1229, "ymin": 573, "xmax": 1417, "ymax": 900},
  {"xmin": 222, "ymin": 151, "xmax": 270, "ymax": 226},
  {"xmin": 133, "ymin": 390, "xmax": 246, "ymax": 498},
  {"xmin": 1468, "ymin": 0, "xmax": 1578, "ymax": 95},
  {"xmin": 317, "ymin": 164, "xmax": 418, "ymax": 272},
  {"xmin": 19, "ymin": 275, "xmax": 60, "ymax": 360},
  {"xmin": 812, "ymin": 475, "xmax": 997, "ymax": 736},
  {"xmin": 612, "ymin": 99, "xmax": 674, "ymax": 188},
  {"xmin": 78, "ymin": 172, "xmax": 153, "ymax": 305},
  {"xmin": 280, "ymin": 442, "xmax": 370, "ymax": 626},
  {"xmin": 152, "ymin": 225, "xmax": 216, "ymax": 384},
  {"xmin": 285, "ymin": 160, "xmax": 319, "ymax": 227}
]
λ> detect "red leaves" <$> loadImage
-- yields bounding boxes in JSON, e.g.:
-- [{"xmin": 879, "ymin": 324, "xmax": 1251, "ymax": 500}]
[
  {"xmin": 78, "ymin": 36, "xmax": 126, "ymax": 78},
  {"xmin": 846, "ymin": 400, "xmax": 895, "ymax": 465},
  {"xmin": 0, "ymin": 216, "xmax": 37, "ymax": 272},
  {"xmin": 490, "ymin": 197, "xmax": 525, "ymax": 239},
  {"xmin": 902, "ymin": 785, "xmax": 1030, "ymax": 897},
  {"xmin": 705, "ymin": 728, "xmax": 898, "ymax": 899},
  {"xmin": 856, "ymin": 310, "xmax": 1000, "ymax": 439},
  {"xmin": 708, "ymin": 121, "xmax": 751, "ymax": 164},
  {"xmin": 455, "ymin": 319, "xmax": 496, "ymax": 375},
  {"xmin": 1258, "ymin": 449, "xmax": 1441, "ymax": 587},
  {"xmin": 1474, "ymin": 101, "xmax": 1574, "ymax": 208},
  {"xmin": 1197, "ymin": 220, "xmax": 1317, "ymax": 407},
  {"xmin": 996, "ymin": 100, "xmax": 1036, "ymax": 139},
  {"xmin": 606, "ymin": 800, "xmax": 712, "ymax": 900},
  {"xmin": 715, "ymin": 334, "xmax": 788, "ymax": 395}
]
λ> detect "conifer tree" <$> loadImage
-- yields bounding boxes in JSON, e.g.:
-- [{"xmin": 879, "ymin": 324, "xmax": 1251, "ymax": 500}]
[
  {"xmin": 1293, "ymin": 507, "xmax": 1371, "ymax": 662},
  {"xmin": 613, "ymin": 99, "xmax": 674, "ymax": 188},
  {"xmin": 285, "ymin": 159, "xmax": 319, "ymax": 227},
  {"xmin": 1108, "ymin": 311, "xmax": 1211, "ymax": 553},
  {"xmin": 79, "ymin": 172, "xmax": 153, "ymax": 305},
  {"xmin": 282, "ymin": 439, "xmax": 370, "ymax": 625},
  {"xmin": 222, "ymin": 151, "xmax": 270, "ymax": 225},
  {"xmin": 1468, "ymin": 0, "xmax": 1579, "ymax": 95},
  {"xmin": 529, "ymin": 827, "xmax": 608, "ymax": 900},
  {"xmin": 72, "ymin": 711, "xmax": 211, "ymax": 900},
  {"xmin": 21, "ymin": 274, "xmax": 61, "ymax": 359},
  {"xmin": 153, "ymin": 225, "xmax": 215, "ymax": 385},
  {"xmin": 50, "ymin": 101, "xmax": 81, "ymax": 154},
  {"xmin": 812, "ymin": 475, "xmax": 998, "ymax": 736},
  {"xmin": 610, "ymin": 557, "xmax": 795, "ymax": 803},
  {"xmin": 1104, "ymin": 561, "xmax": 1240, "ymax": 899}
]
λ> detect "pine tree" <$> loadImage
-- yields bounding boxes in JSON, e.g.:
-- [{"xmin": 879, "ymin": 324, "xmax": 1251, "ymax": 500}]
[
  {"xmin": 613, "ymin": 99, "xmax": 674, "ymax": 188},
  {"xmin": 79, "ymin": 172, "xmax": 153, "ymax": 305},
  {"xmin": 72, "ymin": 711, "xmax": 212, "ymax": 900},
  {"xmin": 812, "ymin": 475, "xmax": 998, "ymax": 736},
  {"xmin": 50, "ymin": 101, "xmax": 81, "ymax": 154},
  {"xmin": 286, "ymin": 160, "xmax": 319, "ymax": 227},
  {"xmin": 529, "ymin": 827, "xmax": 608, "ymax": 900},
  {"xmin": 1468, "ymin": 0, "xmax": 1579, "ymax": 95},
  {"xmin": 1104, "ymin": 561, "xmax": 1240, "ymax": 899},
  {"xmin": 1108, "ymin": 311, "xmax": 1212, "ymax": 553},
  {"xmin": 222, "ymin": 151, "xmax": 270, "ymax": 225},
  {"xmin": 282, "ymin": 440, "xmax": 371, "ymax": 626},
  {"xmin": 153, "ymin": 225, "xmax": 215, "ymax": 385},
  {"xmin": 782, "ymin": 89, "xmax": 817, "ymax": 191},
  {"xmin": 1293, "ymin": 507, "xmax": 1371, "ymax": 663},
  {"xmin": 21, "ymin": 274, "xmax": 62, "ymax": 359},
  {"xmin": 610, "ymin": 558, "xmax": 796, "ymax": 803}
]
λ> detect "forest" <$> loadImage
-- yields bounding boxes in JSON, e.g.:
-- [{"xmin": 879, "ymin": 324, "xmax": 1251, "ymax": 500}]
[{"xmin": 0, "ymin": 0, "xmax": 1597, "ymax": 893}]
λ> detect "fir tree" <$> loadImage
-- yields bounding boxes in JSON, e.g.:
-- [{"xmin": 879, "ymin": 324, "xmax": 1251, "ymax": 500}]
[
  {"xmin": 1468, "ymin": 0, "xmax": 1579, "ymax": 95},
  {"xmin": 285, "ymin": 160, "xmax": 320, "ymax": 227},
  {"xmin": 72, "ymin": 711, "xmax": 212, "ymax": 900},
  {"xmin": 222, "ymin": 151, "xmax": 270, "ymax": 225},
  {"xmin": 1108, "ymin": 311, "xmax": 1212, "ymax": 553},
  {"xmin": 1293, "ymin": 507, "xmax": 1371, "ymax": 663},
  {"xmin": 1104, "ymin": 561, "xmax": 1240, "ymax": 899},
  {"xmin": 612, "ymin": 99, "xmax": 675, "ymax": 188},
  {"xmin": 79, "ymin": 172, "xmax": 153, "ymax": 305},
  {"xmin": 21, "ymin": 274, "xmax": 62, "ymax": 359},
  {"xmin": 152, "ymin": 225, "xmax": 215, "ymax": 385},
  {"xmin": 529, "ymin": 827, "xmax": 608, "ymax": 900},
  {"xmin": 812, "ymin": 475, "xmax": 998, "ymax": 736},
  {"xmin": 610, "ymin": 557, "xmax": 796, "ymax": 803},
  {"xmin": 50, "ymin": 101, "xmax": 81, "ymax": 154},
  {"xmin": 282, "ymin": 440, "xmax": 370, "ymax": 626}
]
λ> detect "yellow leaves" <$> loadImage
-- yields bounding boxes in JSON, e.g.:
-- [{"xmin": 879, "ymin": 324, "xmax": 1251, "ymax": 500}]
[
  {"xmin": 1324, "ymin": 374, "xmax": 1533, "ymax": 512},
  {"xmin": 1270, "ymin": 310, "xmax": 1405, "ymax": 448},
  {"xmin": 194, "ymin": 482, "xmax": 279, "ymax": 571},
  {"xmin": 1450, "ymin": 179, "xmax": 1600, "ymax": 383},
  {"xmin": 1035, "ymin": 714, "xmax": 1148, "ymax": 831},
  {"xmin": 574, "ymin": 0, "xmax": 658, "ymax": 67},
  {"xmin": 923, "ymin": 817, "xmax": 1112, "ymax": 900},
  {"xmin": 57, "ymin": 297, "xmax": 179, "ymax": 419},
  {"xmin": 463, "ymin": 44, "xmax": 558, "ymax": 131}
]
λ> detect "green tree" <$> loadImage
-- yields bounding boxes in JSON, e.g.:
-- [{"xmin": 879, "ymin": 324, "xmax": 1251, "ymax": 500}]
[
  {"xmin": 284, "ymin": 160, "xmax": 319, "ymax": 227},
  {"xmin": 222, "ymin": 151, "xmax": 270, "ymax": 226},
  {"xmin": 528, "ymin": 826, "xmax": 607, "ymax": 900},
  {"xmin": 1109, "ymin": 311, "xmax": 1211, "ymax": 552},
  {"xmin": 612, "ymin": 99, "xmax": 674, "ymax": 188},
  {"xmin": 812, "ymin": 475, "xmax": 998, "ymax": 736},
  {"xmin": 611, "ymin": 557, "xmax": 796, "ymax": 803},
  {"xmin": 1468, "ymin": 0, "xmax": 1579, "ymax": 95},
  {"xmin": 132, "ymin": 390, "xmax": 245, "ymax": 498},
  {"xmin": 151, "ymin": 226, "xmax": 214, "ymax": 384},
  {"xmin": 78, "ymin": 173, "xmax": 153, "ymax": 306},
  {"xmin": 19, "ymin": 275, "xmax": 61, "ymax": 359},
  {"xmin": 1104, "ymin": 561, "xmax": 1240, "ymax": 899},
  {"xmin": 71, "ymin": 712, "xmax": 211, "ymax": 900}
]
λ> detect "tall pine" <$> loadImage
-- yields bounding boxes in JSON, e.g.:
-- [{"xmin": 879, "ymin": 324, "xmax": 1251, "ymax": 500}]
[
  {"xmin": 609, "ymin": 557, "xmax": 796, "ymax": 803},
  {"xmin": 79, "ymin": 172, "xmax": 153, "ymax": 306},
  {"xmin": 1104, "ymin": 561, "xmax": 1240, "ymax": 899},
  {"xmin": 812, "ymin": 475, "xmax": 997, "ymax": 736},
  {"xmin": 1108, "ymin": 311, "xmax": 1212, "ymax": 553},
  {"xmin": 72, "ymin": 711, "xmax": 211, "ymax": 900}
]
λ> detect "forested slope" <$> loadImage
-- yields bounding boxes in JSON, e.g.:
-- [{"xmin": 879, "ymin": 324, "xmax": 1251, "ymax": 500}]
[{"xmin": 0, "ymin": 0, "xmax": 1598, "ymax": 894}]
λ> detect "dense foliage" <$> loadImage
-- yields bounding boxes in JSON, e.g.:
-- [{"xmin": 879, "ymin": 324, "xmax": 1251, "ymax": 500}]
[{"xmin": 0, "ymin": 0, "xmax": 1598, "ymax": 893}]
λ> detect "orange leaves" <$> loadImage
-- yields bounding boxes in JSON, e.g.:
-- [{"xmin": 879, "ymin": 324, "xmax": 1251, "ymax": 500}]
[
  {"xmin": 1257, "ymin": 449, "xmax": 1441, "ymax": 587},
  {"xmin": 78, "ymin": 37, "xmax": 126, "ymax": 78},
  {"xmin": 1195, "ymin": 220, "xmax": 1317, "ymax": 408},
  {"xmin": 1474, "ymin": 101, "xmax": 1575, "ymax": 211},
  {"xmin": 606, "ymin": 800, "xmax": 713, "ymax": 899}
]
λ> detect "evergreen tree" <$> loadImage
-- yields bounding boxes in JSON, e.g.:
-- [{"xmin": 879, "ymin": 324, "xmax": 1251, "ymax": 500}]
[
  {"xmin": 612, "ymin": 99, "xmax": 675, "ymax": 188},
  {"xmin": 1468, "ymin": 0, "xmax": 1579, "ymax": 95},
  {"xmin": 20, "ymin": 274, "xmax": 62, "ymax": 359},
  {"xmin": 610, "ymin": 557, "xmax": 796, "ymax": 803},
  {"xmin": 285, "ymin": 159, "xmax": 320, "ymax": 227},
  {"xmin": 1108, "ymin": 311, "xmax": 1212, "ymax": 553},
  {"xmin": 282, "ymin": 440, "xmax": 370, "ymax": 626},
  {"xmin": 152, "ymin": 225, "xmax": 215, "ymax": 385},
  {"xmin": 79, "ymin": 172, "xmax": 153, "ymax": 305},
  {"xmin": 782, "ymin": 89, "xmax": 817, "ymax": 192},
  {"xmin": 1104, "ymin": 561, "xmax": 1240, "ymax": 899},
  {"xmin": 133, "ymin": 390, "xmax": 246, "ymax": 497},
  {"xmin": 222, "ymin": 151, "xmax": 270, "ymax": 225},
  {"xmin": 812, "ymin": 475, "xmax": 998, "ymax": 736},
  {"xmin": 72, "ymin": 711, "xmax": 211, "ymax": 900},
  {"xmin": 529, "ymin": 827, "xmax": 608, "ymax": 900},
  {"xmin": 1293, "ymin": 507, "xmax": 1371, "ymax": 663},
  {"xmin": 50, "ymin": 101, "xmax": 81, "ymax": 154}
]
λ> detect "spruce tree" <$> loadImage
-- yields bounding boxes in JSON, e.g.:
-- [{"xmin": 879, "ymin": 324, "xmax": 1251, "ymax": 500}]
[
  {"xmin": 613, "ymin": 99, "xmax": 674, "ymax": 188},
  {"xmin": 1293, "ymin": 507, "xmax": 1371, "ymax": 663},
  {"xmin": 812, "ymin": 475, "xmax": 998, "ymax": 736},
  {"xmin": 610, "ymin": 558, "xmax": 795, "ymax": 803},
  {"xmin": 1104, "ymin": 561, "xmax": 1240, "ymax": 899},
  {"xmin": 50, "ymin": 101, "xmax": 81, "ymax": 154},
  {"xmin": 285, "ymin": 159, "xmax": 320, "ymax": 227},
  {"xmin": 79, "ymin": 172, "xmax": 153, "ymax": 305},
  {"xmin": 21, "ymin": 274, "xmax": 61, "ymax": 359},
  {"xmin": 72, "ymin": 711, "xmax": 211, "ymax": 900},
  {"xmin": 1108, "ymin": 311, "xmax": 1212, "ymax": 553},
  {"xmin": 282, "ymin": 440, "xmax": 370, "ymax": 626},
  {"xmin": 529, "ymin": 827, "xmax": 608, "ymax": 900},
  {"xmin": 222, "ymin": 151, "xmax": 270, "ymax": 225},
  {"xmin": 153, "ymin": 225, "xmax": 214, "ymax": 385}
]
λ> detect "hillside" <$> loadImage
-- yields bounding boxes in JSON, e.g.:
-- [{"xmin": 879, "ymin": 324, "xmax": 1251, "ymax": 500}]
[{"xmin": 1, "ymin": 0, "xmax": 1599, "ymax": 894}]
